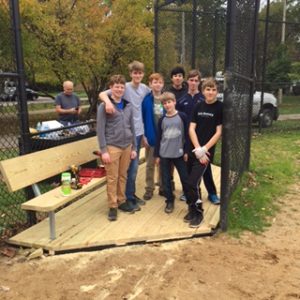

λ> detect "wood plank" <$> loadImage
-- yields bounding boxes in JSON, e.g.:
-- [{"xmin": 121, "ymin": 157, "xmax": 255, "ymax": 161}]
[
  {"xmin": 0, "ymin": 136, "xmax": 98, "ymax": 192},
  {"xmin": 208, "ymin": 206, "xmax": 221, "ymax": 228},
  {"xmin": 21, "ymin": 177, "xmax": 105, "ymax": 212}
]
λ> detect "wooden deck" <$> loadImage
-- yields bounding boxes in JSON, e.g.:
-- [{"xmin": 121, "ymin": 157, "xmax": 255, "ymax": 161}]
[{"xmin": 8, "ymin": 162, "xmax": 221, "ymax": 254}]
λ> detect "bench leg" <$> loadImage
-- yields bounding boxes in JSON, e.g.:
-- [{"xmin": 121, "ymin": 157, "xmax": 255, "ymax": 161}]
[{"xmin": 49, "ymin": 212, "xmax": 56, "ymax": 240}]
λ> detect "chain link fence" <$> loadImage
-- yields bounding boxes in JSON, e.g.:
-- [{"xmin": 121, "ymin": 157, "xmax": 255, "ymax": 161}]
[
  {"xmin": 220, "ymin": 0, "xmax": 259, "ymax": 230},
  {"xmin": 0, "ymin": 0, "xmax": 28, "ymax": 238},
  {"xmin": 257, "ymin": 0, "xmax": 300, "ymax": 95},
  {"xmin": 154, "ymin": 0, "xmax": 226, "ymax": 80}
]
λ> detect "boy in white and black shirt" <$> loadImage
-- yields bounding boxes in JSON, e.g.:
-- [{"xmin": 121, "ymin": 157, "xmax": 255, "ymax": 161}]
[
  {"xmin": 154, "ymin": 92, "xmax": 189, "ymax": 214},
  {"xmin": 185, "ymin": 78, "xmax": 223, "ymax": 228}
]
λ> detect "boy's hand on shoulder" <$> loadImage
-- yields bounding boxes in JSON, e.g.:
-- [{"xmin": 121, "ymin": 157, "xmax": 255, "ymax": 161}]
[
  {"xmin": 130, "ymin": 150, "xmax": 137, "ymax": 160},
  {"xmin": 101, "ymin": 152, "xmax": 111, "ymax": 164},
  {"xmin": 105, "ymin": 101, "xmax": 115, "ymax": 114}
]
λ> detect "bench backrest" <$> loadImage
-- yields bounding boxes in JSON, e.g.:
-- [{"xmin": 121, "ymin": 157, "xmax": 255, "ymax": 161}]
[{"xmin": 0, "ymin": 136, "xmax": 98, "ymax": 192}]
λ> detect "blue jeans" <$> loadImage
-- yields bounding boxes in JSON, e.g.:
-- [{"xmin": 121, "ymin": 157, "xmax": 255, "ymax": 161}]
[
  {"xmin": 125, "ymin": 135, "xmax": 142, "ymax": 201},
  {"xmin": 160, "ymin": 156, "xmax": 189, "ymax": 203}
]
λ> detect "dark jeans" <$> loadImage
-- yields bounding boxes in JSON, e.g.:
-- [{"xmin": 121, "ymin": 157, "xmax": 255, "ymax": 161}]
[
  {"xmin": 186, "ymin": 156, "xmax": 208, "ymax": 208},
  {"xmin": 125, "ymin": 135, "xmax": 142, "ymax": 201},
  {"xmin": 160, "ymin": 156, "xmax": 189, "ymax": 203},
  {"xmin": 203, "ymin": 163, "xmax": 217, "ymax": 195}
]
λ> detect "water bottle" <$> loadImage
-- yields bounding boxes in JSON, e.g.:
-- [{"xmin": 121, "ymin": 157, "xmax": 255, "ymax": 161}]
[{"xmin": 61, "ymin": 172, "xmax": 71, "ymax": 196}]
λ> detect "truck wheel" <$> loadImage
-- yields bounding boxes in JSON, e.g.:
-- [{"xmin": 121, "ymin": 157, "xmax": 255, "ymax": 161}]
[{"xmin": 261, "ymin": 108, "xmax": 274, "ymax": 128}]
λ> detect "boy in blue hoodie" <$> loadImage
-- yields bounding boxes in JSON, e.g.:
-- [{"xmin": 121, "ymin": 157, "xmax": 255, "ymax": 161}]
[{"xmin": 142, "ymin": 73, "xmax": 164, "ymax": 200}]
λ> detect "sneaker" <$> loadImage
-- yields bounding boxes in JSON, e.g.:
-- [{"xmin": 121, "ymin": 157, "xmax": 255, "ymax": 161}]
[
  {"xmin": 108, "ymin": 208, "xmax": 117, "ymax": 221},
  {"xmin": 143, "ymin": 191, "xmax": 153, "ymax": 201},
  {"xmin": 134, "ymin": 194, "xmax": 146, "ymax": 206},
  {"xmin": 130, "ymin": 201, "xmax": 141, "ymax": 212},
  {"xmin": 118, "ymin": 201, "xmax": 135, "ymax": 213},
  {"xmin": 208, "ymin": 194, "xmax": 220, "ymax": 205},
  {"xmin": 183, "ymin": 210, "xmax": 194, "ymax": 223},
  {"xmin": 180, "ymin": 194, "xmax": 187, "ymax": 201},
  {"xmin": 164, "ymin": 202, "xmax": 174, "ymax": 214},
  {"xmin": 189, "ymin": 212, "xmax": 204, "ymax": 228}
]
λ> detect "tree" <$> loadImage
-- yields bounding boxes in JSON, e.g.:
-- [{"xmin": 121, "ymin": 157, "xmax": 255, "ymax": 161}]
[
  {"xmin": 265, "ymin": 44, "xmax": 291, "ymax": 93},
  {"xmin": 257, "ymin": 1, "xmax": 300, "ymax": 90},
  {"xmin": 0, "ymin": 1, "xmax": 15, "ymax": 72},
  {"xmin": 20, "ymin": 0, "xmax": 153, "ymax": 117}
]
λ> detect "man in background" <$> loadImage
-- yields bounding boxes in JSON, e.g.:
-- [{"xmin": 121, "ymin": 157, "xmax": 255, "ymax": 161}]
[{"xmin": 55, "ymin": 80, "xmax": 81, "ymax": 126}]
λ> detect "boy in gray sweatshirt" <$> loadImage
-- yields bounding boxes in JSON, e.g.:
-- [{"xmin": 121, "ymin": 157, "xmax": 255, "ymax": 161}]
[{"xmin": 97, "ymin": 75, "xmax": 137, "ymax": 221}]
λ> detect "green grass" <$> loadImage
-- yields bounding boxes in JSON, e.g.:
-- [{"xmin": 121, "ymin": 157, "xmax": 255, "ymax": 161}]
[
  {"xmin": 279, "ymin": 95, "xmax": 300, "ymax": 114},
  {"xmin": 228, "ymin": 120, "xmax": 300, "ymax": 236}
]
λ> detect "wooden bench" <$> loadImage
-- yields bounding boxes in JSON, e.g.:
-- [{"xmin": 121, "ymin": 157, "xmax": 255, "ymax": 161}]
[{"xmin": 0, "ymin": 136, "xmax": 106, "ymax": 240}]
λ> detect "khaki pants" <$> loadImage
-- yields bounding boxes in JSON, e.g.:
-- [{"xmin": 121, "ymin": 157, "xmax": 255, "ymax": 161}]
[
  {"xmin": 145, "ymin": 146, "xmax": 162, "ymax": 193},
  {"xmin": 105, "ymin": 145, "xmax": 132, "ymax": 208}
]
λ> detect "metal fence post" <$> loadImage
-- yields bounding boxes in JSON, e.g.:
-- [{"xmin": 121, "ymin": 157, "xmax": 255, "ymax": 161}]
[{"xmin": 10, "ymin": 0, "xmax": 31, "ymax": 155}]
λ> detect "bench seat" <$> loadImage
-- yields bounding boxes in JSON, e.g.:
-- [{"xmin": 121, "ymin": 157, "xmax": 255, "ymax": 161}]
[{"xmin": 21, "ymin": 177, "xmax": 106, "ymax": 212}]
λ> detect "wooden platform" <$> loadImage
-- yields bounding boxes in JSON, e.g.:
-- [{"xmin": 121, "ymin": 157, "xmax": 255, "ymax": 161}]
[{"xmin": 8, "ymin": 163, "xmax": 221, "ymax": 254}]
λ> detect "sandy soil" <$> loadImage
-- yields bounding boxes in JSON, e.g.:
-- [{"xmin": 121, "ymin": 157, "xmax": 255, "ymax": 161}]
[{"xmin": 0, "ymin": 183, "xmax": 299, "ymax": 300}]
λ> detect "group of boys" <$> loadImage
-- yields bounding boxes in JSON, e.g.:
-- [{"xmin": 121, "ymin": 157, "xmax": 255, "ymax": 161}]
[{"xmin": 97, "ymin": 61, "xmax": 223, "ymax": 228}]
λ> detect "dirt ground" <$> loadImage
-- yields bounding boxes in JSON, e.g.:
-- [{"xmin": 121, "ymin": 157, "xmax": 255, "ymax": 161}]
[{"xmin": 0, "ymin": 183, "xmax": 299, "ymax": 300}]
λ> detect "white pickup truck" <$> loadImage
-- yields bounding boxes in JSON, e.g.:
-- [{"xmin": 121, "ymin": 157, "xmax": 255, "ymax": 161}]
[{"xmin": 216, "ymin": 75, "xmax": 279, "ymax": 127}]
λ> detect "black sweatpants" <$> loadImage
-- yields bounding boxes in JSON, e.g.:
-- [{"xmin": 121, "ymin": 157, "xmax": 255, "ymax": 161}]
[{"xmin": 186, "ymin": 156, "xmax": 207, "ymax": 211}]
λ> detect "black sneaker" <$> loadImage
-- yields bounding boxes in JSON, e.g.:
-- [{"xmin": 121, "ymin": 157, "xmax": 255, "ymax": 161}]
[
  {"xmin": 128, "ymin": 200, "xmax": 141, "ymax": 212},
  {"xmin": 164, "ymin": 202, "xmax": 174, "ymax": 214},
  {"xmin": 143, "ymin": 191, "xmax": 153, "ymax": 201},
  {"xmin": 183, "ymin": 210, "xmax": 194, "ymax": 223},
  {"xmin": 108, "ymin": 208, "xmax": 117, "ymax": 221},
  {"xmin": 118, "ymin": 201, "xmax": 135, "ymax": 213},
  {"xmin": 189, "ymin": 212, "xmax": 204, "ymax": 228},
  {"xmin": 134, "ymin": 194, "xmax": 146, "ymax": 206}
]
